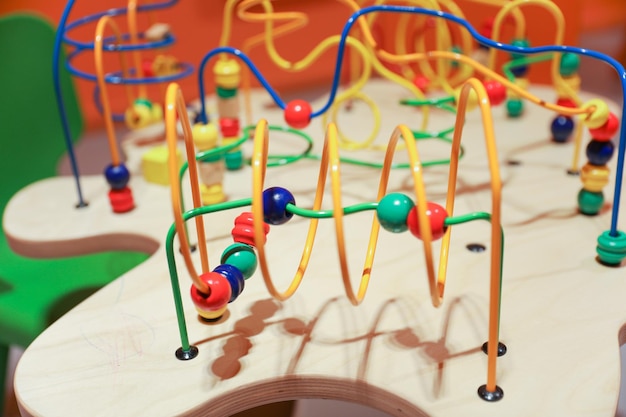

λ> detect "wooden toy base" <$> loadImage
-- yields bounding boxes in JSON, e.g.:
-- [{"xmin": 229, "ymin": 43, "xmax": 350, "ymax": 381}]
[{"xmin": 5, "ymin": 81, "xmax": 625, "ymax": 417}]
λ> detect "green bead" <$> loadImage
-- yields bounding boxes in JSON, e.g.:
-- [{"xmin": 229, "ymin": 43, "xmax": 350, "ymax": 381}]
[
  {"xmin": 506, "ymin": 98, "xmax": 523, "ymax": 117},
  {"xmin": 221, "ymin": 243, "xmax": 258, "ymax": 279},
  {"xmin": 216, "ymin": 86, "xmax": 237, "ymax": 98},
  {"xmin": 134, "ymin": 98, "xmax": 152, "ymax": 109},
  {"xmin": 451, "ymin": 45, "xmax": 462, "ymax": 68},
  {"xmin": 225, "ymin": 150, "xmax": 243, "ymax": 170},
  {"xmin": 559, "ymin": 53, "xmax": 580, "ymax": 76},
  {"xmin": 596, "ymin": 230, "xmax": 626, "ymax": 265},
  {"xmin": 376, "ymin": 193, "xmax": 415, "ymax": 233},
  {"xmin": 510, "ymin": 38, "xmax": 530, "ymax": 60},
  {"xmin": 577, "ymin": 189, "xmax": 604, "ymax": 215}
]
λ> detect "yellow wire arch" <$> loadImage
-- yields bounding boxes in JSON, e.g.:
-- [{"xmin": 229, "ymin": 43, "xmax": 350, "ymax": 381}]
[{"xmin": 164, "ymin": 83, "xmax": 211, "ymax": 293}]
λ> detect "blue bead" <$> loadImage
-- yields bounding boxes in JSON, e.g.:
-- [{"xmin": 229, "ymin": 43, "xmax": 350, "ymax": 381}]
[
  {"xmin": 262, "ymin": 187, "xmax": 295, "ymax": 225},
  {"xmin": 550, "ymin": 115, "xmax": 574, "ymax": 143},
  {"xmin": 586, "ymin": 140, "xmax": 615, "ymax": 166},
  {"xmin": 213, "ymin": 264, "xmax": 245, "ymax": 303},
  {"xmin": 104, "ymin": 163, "xmax": 130, "ymax": 189},
  {"xmin": 510, "ymin": 64, "xmax": 528, "ymax": 77}
]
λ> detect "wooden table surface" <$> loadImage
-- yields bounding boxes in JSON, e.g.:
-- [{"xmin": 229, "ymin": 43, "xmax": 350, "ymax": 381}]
[{"xmin": 5, "ymin": 81, "xmax": 626, "ymax": 417}]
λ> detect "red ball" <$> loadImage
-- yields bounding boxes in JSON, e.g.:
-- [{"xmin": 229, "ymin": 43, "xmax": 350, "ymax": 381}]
[
  {"xmin": 588, "ymin": 112, "xmax": 619, "ymax": 141},
  {"xmin": 412, "ymin": 74, "xmax": 430, "ymax": 92},
  {"xmin": 141, "ymin": 59, "xmax": 155, "ymax": 77},
  {"xmin": 407, "ymin": 202, "xmax": 448, "ymax": 241},
  {"xmin": 232, "ymin": 211, "xmax": 270, "ymax": 246},
  {"xmin": 108, "ymin": 186, "xmax": 134, "ymax": 213},
  {"xmin": 479, "ymin": 17, "xmax": 494, "ymax": 39},
  {"xmin": 284, "ymin": 100, "xmax": 312, "ymax": 129},
  {"xmin": 483, "ymin": 80, "xmax": 506, "ymax": 106},
  {"xmin": 190, "ymin": 272, "xmax": 232, "ymax": 313}
]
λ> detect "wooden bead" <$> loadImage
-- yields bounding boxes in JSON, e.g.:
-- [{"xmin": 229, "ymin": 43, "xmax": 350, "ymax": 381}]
[
  {"xmin": 577, "ymin": 188, "xmax": 604, "ymax": 215},
  {"xmin": 219, "ymin": 118, "xmax": 240, "ymax": 137},
  {"xmin": 407, "ymin": 202, "xmax": 448, "ymax": 241},
  {"xmin": 580, "ymin": 163, "xmax": 610, "ymax": 192},
  {"xmin": 190, "ymin": 272, "xmax": 232, "ymax": 317},
  {"xmin": 192, "ymin": 123, "xmax": 218, "ymax": 151},
  {"xmin": 125, "ymin": 99, "xmax": 153, "ymax": 130},
  {"xmin": 262, "ymin": 187, "xmax": 295, "ymax": 225},
  {"xmin": 588, "ymin": 112, "xmax": 619, "ymax": 141},
  {"xmin": 221, "ymin": 243, "xmax": 258, "ymax": 279},
  {"xmin": 232, "ymin": 212, "xmax": 270, "ymax": 246},
  {"xmin": 104, "ymin": 163, "xmax": 130, "ymax": 189},
  {"xmin": 213, "ymin": 264, "xmax": 245, "ymax": 303},
  {"xmin": 284, "ymin": 100, "xmax": 312, "ymax": 129},
  {"xmin": 483, "ymin": 80, "xmax": 506, "ymax": 106},
  {"xmin": 376, "ymin": 193, "xmax": 414, "ymax": 233},
  {"xmin": 108, "ymin": 186, "xmax": 134, "ymax": 213},
  {"xmin": 585, "ymin": 139, "xmax": 615, "ymax": 166},
  {"xmin": 453, "ymin": 87, "xmax": 479, "ymax": 111},
  {"xmin": 580, "ymin": 99, "xmax": 610, "ymax": 129},
  {"xmin": 554, "ymin": 75, "xmax": 581, "ymax": 97},
  {"xmin": 199, "ymin": 183, "xmax": 225, "ymax": 205},
  {"xmin": 197, "ymin": 159, "xmax": 225, "ymax": 186},
  {"xmin": 550, "ymin": 115, "xmax": 574, "ymax": 143},
  {"xmin": 213, "ymin": 59, "xmax": 241, "ymax": 89}
]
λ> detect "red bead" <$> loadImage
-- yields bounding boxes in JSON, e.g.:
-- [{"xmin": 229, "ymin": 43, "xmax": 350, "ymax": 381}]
[
  {"xmin": 108, "ymin": 186, "xmax": 134, "ymax": 213},
  {"xmin": 407, "ymin": 202, "xmax": 448, "ymax": 241},
  {"xmin": 141, "ymin": 59, "xmax": 154, "ymax": 77},
  {"xmin": 219, "ymin": 117, "xmax": 240, "ymax": 137},
  {"xmin": 412, "ymin": 75, "xmax": 430, "ymax": 92},
  {"xmin": 190, "ymin": 272, "xmax": 232, "ymax": 314},
  {"xmin": 479, "ymin": 17, "xmax": 494, "ymax": 39},
  {"xmin": 232, "ymin": 212, "xmax": 270, "ymax": 246},
  {"xmin": 588, "ymin": 112, "xmax": 619, "ymax": 141},
  {"xmin": 483, "ymin": 80, "xmax": 506, "ymax": 106},
  {"xmin": 556, "ymin": 97, "xmax": 576, "ymax": 109},
  {"xmin": 284, "ymin": 100, "xmax": 312, "ymax": 129}
]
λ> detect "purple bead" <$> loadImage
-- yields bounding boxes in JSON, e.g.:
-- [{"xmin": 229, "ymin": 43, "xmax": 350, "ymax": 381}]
[
  {"xmin": 262, "ymin": 187, "xmax": 295, "ymax": 225},
  {"xmin": 550, "ymin": 115, "xmax": 574, "ymax": 143},
  {"xmin": 586, "ymin": 140, "xmax": 615, "ymax": 166},
  {"xmin": 214, "ymin": 264, "xmax": 245, "ymax": 303},
  {"xmin": 104, "ymin": 163, "xmax": 130, "ymax": 189}
]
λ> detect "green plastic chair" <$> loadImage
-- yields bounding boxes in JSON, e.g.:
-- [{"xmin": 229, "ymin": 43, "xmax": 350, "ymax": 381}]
[{"xmin": 0, "ymin": 13, "xmax": 150, "ymax": 414}]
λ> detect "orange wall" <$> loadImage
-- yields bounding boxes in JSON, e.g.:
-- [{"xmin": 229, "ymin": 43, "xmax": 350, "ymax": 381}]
[{"xmin": 0, "ymin": 0, "xmax": 581, "ymax": 130}]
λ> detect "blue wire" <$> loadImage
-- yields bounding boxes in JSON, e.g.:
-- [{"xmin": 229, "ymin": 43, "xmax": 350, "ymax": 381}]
[{"xmin": 53, "ymin": 0, "xmax": 86, "ymax": 207}]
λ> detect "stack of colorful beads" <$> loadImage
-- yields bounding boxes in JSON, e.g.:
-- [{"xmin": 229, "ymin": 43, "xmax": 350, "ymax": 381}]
[
  {"xmin": 578, "ymin": 100, "xmax": 618, "ymax": 215},
  {"xmin": 214, "ymin": 59, "xmax": 244, "ymax": 170},
  {"xmin": 104, "ymin": 163, "xmax": 134, "ymax": 213}
]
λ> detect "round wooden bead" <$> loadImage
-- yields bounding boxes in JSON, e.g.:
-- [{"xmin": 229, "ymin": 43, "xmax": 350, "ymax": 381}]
[
  {"xmin": 577, "ymin": 188, "xmax": 604, "ymax": 216},
  {"xmin": 559, "ymin": 52, "xmax": 580, "ymax": 76},
  {"xmin": 284, "ymin": 100, "xmax": 312, "ymax": 129},
  {"xmin": 219, "ymin": 117, "xmax": 240, "ymax": 137},
  {"xmin": 554, "ymin": 75, "xmax": 581, "ymax": 97},
  {"xmin": 412, "ymin": 74, "xmax": 430, "ymax": 91},
  {"xmin": 550, "ymin": 115, "xmax": 574, "ymax": 143},
  {"xmin": 510, "ymin": 38, "xmax": 530, "ymax": 60},
  {"xmin": 192, "ymin": 122, "xmax": 218, "ymax": 151},
  {"xmin": 588, "ymin": 112, "xmax": 619, "ymax": 141},
  {"xmin": 581, "ymin": 99, "xmax": 610, "ymax": 129},
  {"xmin": 376, "ymin": 193, "xmax": 415, "ymax": 233},
  {"xmin": 213, "ymin": 264, "xmax": 245, "ymax": 303},
  {"xmin": 232, "ymin": 212, "xmax": 270, "ymax": 246},
  {"xmin": 213, "ymin": 59, "xmax": 241, "ymax": 89},
  {"xmin": 125, "ymin": 99, "xmax": 153, "ymax": 129},
  {"xmin": 190, "ymin": 272, "xmax": 232, "ymax": 319},
  {"xmin": 510, "ymin": 64, "xmax": 528, "ymax": 77},
  {"xmin": 483, "ymin": 80, "xmax": 506, "ymax": 106},
  {"xmin": 104, "ymin": 163, "xmax": 130, "ymax": 189},
  {"xmin": 506, "ymin": 98, "xmax": 523, "ymax": 118},
  {"xmin": 221, "ymin": 243, "xmax": 258, "ymax": 279},
  {"xmin": 453, "ymin": 87, "xmax": 479, "ymax": 111},
  {"xmin": 585, "ymin": 139, "xmax": 615, "ymax": 166},
  {"xmin": 407, "ymin": 202, "xmax": 448, "ymax": 241},
  {"xmin": 262, "ymin": 187, "xmax": 295, "ymax": 225},
  {"xmin": 108, "ymin": 186, "xmax": 134, "ymax": 213},
  {"xmin": 580, "ymin": 163, "xmax": 610, "ymax": 192}
]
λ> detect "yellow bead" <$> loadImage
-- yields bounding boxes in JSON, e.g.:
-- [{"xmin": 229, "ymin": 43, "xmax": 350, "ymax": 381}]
[
  {"xmin": 580, "ymin": 99, "xmax": 610, "ymax": 129},
  {"xmin": 454, "ymin": 86, "xmax": 479, "ymax": 112},
  {"xmin": 506, "ymin": 77, "xmax": 530, "ymax": 99},
  {"xmin": 213, "ymin": 59, "xmax": 241, "ymax": 89},
  {"xmin": 222, "ymin": 136, "xmax": 240, "ymax": 147},
  {"xmin": 151, "ymin": 102, "xmax": 163, "ymax": 123},
  {"xmin": 141, "ymin": 145, "xmax": 182, "ymax": 186},
  {"xmin": 200, "ymin": 183, "xmax": 225, "ymax": 205},
  {"xmin": 125, "ymin": 101, "xmax": 153, "ymax": 129},
  {"xmin": 554, "ymin": 74, "xmax": 581, "ymax": 97},
  {"xmin": 580, "ymin": 163, "xmax": 610, "ymax": 192},
  {"xmin": 192, "ymin": 123, "xmax": 219, "ymax": 151},
  {"xmin": 195, "ymin": 304, "xmax": 228, "ymax": 320}
]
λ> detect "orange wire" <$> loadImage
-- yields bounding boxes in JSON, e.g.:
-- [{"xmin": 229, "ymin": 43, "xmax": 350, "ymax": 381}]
[
  {"xmin": 94, "ymin": 16, "xmax": 134, "ymax": 166},
  {"xmin": 165, "ymin": 83, "xmax": 211, "ymax": 292}
]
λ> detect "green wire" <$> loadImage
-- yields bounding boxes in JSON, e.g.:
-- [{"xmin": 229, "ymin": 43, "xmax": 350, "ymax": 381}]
[{"xmin": 502, "ymin": 53, "xmax": 553, "ymax": 82}]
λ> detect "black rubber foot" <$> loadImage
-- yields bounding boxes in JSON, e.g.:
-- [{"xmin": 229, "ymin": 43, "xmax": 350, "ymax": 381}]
[
  {"xmin": 478, "ymin": 384, "xmax": 504, "ymax": 402},
  {"xmin": 175, "ymin": 345, "xmax": 199, "ymax": 361},
  {"xmin": 466, "ymin": 243, "xmax": 486, "ymax": 253},
  {"xmin": 482, "ymin": 341, "xmax": 507, "ymax": 356},
  {"xmin": 75, "ymin": 201, "xmax": 89, "ymax": 209},
  {"xmin": 567, "ymin": 169, "xmax": 580, "ymax": 176}
]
